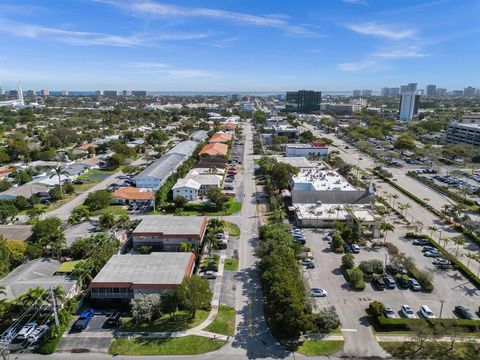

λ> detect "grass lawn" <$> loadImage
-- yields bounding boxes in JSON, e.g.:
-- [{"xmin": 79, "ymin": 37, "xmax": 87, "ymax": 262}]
[
  {"xmin": 109, "ymin": 336, "xmax": 226, "ymax": 356},
  {"xmin": 58, "ymin": 260, "xmax": 82, "ymax": 273},
  {"xmin": 204, "ymin": 305, "xmax": 236, "ymax": 336},
  {"xmin": 223, "ymin": 221, "xmax": 240, "ymax": 236},
  {"xmin": 118, "ymin": 310, "xmax": 209, "ymax": 333},
  {"xmin": 200, "ymin": 257, "xmax": 220, "ymax": 271},
  {"xmin": 297, "ymin": 340, "xmax": 344, "ymax": 356},
  {"xmin": 224, "ymin": 258, "xmax": 239, "ymax": 271},
  {"xmin": 44, "ymin": 194, "xmax": 76, "ymax": 211},
  {"xmin": 77, "ymin": 168, "xmax": 119, "ymax": 183},
  {"xmin": 154, "ymin": 200, "xmax": 242, "ymax": 216},
  {"xmin": 91, "ymin": 205, "xmax": 128, "ymax": 216},
  {"xmin": 379, "ymin": 341, "xmax": 477, "ymax": 360}
]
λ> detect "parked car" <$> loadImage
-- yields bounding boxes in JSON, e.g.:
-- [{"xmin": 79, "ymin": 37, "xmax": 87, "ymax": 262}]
[
  {"xmin": 454, "ymin": 306, "xmax": 474, "ymax": 320},
  {"xmin": 422, "ymin": 246, "xmax": 436, "ymax": 253},
  {"xmin": 299, "ymin": 258, "xmax": 315, "ymax": 267},
  {"xmin": 310, "ymin": 288, "xmax": 327, "ymax": 297},
  {"xmin": 401, "ymin": 305, "xmax": 417, "ymax": 319},
  {"xmin": 27, "ymin": 325, "xmax": 49, "ymax": 343},
  {"xmin": 295, "ymin": 238, "xmax": 306, "ymax": 245},
  {"xmin": 305, "ymin": 262, "xmax": 315, "ymax": 269},
  {"xmin": 1, "ymin": 327, "xmax": 16, "ymax": 343},
  {"xmin": 408, "ymin": 278, "xmax": 422, "ymax": 291},
  {"xmin": 383, "ymin": 276, "xmax": 396, "ymax": 289},
  {"xmin": 72, "ymin": 309, "xmax": 95, "ymax": 331},
  {"xmin": 351, "ymin": 244, "xmax": 360, "ymax": 253},
  {"xmin": 16, "ymin": 322, "xmax": 37, "ymax": 340},
  {"xmin": 203, "ymin": 271, "xmax": 217, "ymax": 280},
  {"xmin": 104, "ymin": 312, "xmax": 122, "ymax": 328},
  {"xmin": 412, "ymin": 238, "xmax": 429, "ymax": 246},
  {"xmin": 424, "ymin": 250, "xmax": 440, "ymax": 257},
  {"xmin": 344, "ymin": 244, "xmax": 353, "ymax": 253},
  {"xmin": 371, "ymin": 278, "xmax": 386, "ymax": 290},
  {"xmin": 433, "ymin": 258, "xmax": 451, "ymax": 267},
  {"xmin": 397, "ymin": 276, "xmax": 409, "ymax": 289},
  {"xmin": 384, "ymin": 307, "xmax": 396, "ymax": 319},
  {"xmin": 420, "ymin": 305, "xmax": 436, "ymax": 319}
]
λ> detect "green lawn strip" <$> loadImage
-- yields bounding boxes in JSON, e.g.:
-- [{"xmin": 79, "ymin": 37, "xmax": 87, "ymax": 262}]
[
  {"xmin": 200, "ymin": 257, "xmax": 220, "ymax": 271},
  {"xmin": 91, "ymin": 205, "xmax": 128, "ymax": 216},
  {"xmin": 297, "ymin": 340, "xmax": 344, "ymax": 356},
  {"xmin": 77, "ymin": 168, "xmax": 120, "ymax": 183},
  {"xmin": 224, "ymin": 258, "xmax": 239, "ymax": 271},
  {"xmin": 43, "ymin": 194, "xmax": 76, "ymax": 211},
  {"xmin": 58, "ymin": 260, "xmax": 82, "ymax": 273},
  {"xmin": 118, "ymin": 310, "xmax": 209, "ymax": 332},
  {"xmin": 204, "ymin": 305, "xmax": 236, "ymax": 336},
  {"xmin": 36, "ymin": 322, "xmax": 70, "ymax": 354},
  {"xmin": 379, "ymin": 341, "xmax": 474, "ymax": 360},
  {"xmin": 223, "ymin": 221, "xmax": 240, "ymax": 236},
  {"xmin": 109, "ymin": 336, "xmax": 227, "ymax": 356},
  {"xmin": 152, "ymin": 200, "xmax": 243, "ymax": 216}
]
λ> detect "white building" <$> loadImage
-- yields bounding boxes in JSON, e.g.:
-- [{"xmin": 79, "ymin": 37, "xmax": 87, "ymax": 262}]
[
  {"xmin": 399, "ymin": 83, "xmax": 419, "ymax": 121},
  {"xmin": 285, "ymin": 141, "xmax": 328, "ymax": 157},
  {"xmin": 241, "ymin": 103, "xmax": 255, "ymax": 112},
  {"xmin": 172, "ymin": 178, "xmax": 201, "ymax": 201}
]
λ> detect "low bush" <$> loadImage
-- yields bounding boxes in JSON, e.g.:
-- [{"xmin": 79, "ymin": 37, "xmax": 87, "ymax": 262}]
[
  {"xmin": 373, "ymin": 315, "xmax": 480, "ymax": 333},
  {"xmin": 344, "ymin": 267, "xmax": 365, "ymax": 290}
]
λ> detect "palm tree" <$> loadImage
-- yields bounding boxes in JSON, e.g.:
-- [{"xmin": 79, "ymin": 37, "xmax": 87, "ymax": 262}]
[
  {"xmin": 413, "ymin": 221, "xmax": 423, "ymax": 235},
  {"xmin": 49, "ymin": 229, "xmax": 66, "ymax": 261},
  {"xmin": 379, "ymin": 221, "xmax": 395, "ymax": 244},
  {"xmin": 335, "ymin": 204, "xmax": 343, "ymax": 220},
  {"xmin": 179, "ymin": 242, "xmax": 193, "ymax": 252},
  {"xmin": 427, "ymin": 226, "xmax": 438, "ymax": 239},
  {"xmin": 51, "ymin": 285, "xmax": 66, "ymax": 305},
  {"xmin": 207, "ymin": 166, "xmax": 218, "ymax": 175},
  {"xmin": 51, "ymin": 166, "xmax": 69, "ymax": 198},
  {"xmin": 26, "ymin": 205, "xmax": 46, "ymax": 221},
  {"xmin": 16, "ymin": 286, "xmax": 46, "ymax": 309},
  {"xmin": 99, "ymin": 211, "xmax": 116, "ymax": 230},
  {"xmin": 326, "ymin": 207, "xmax": 336, "ymax": 220},
  {"xmin": 117, "ymin": 212, "xmax": 131, "ymax": 229},
  {"xmin": 403, "ymin": 203, "xmax": 412, "ymax": 219},
  {"xmin": 391, "ymin": 194, "xmax": 399, "ymax": 209},
  {"xmin": 306, "ymin": 207, "xmax": 316, "ymax": 228}
]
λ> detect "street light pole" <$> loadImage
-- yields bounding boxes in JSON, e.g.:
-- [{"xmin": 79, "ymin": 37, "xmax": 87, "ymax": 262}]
[{"xmin": 439, "ymin": 300, "xmax": 445, "ymax": 319}]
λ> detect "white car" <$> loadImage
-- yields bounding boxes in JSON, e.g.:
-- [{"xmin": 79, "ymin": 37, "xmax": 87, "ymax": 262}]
[
  {"xmin": 27, "ymin": 325, "xmax": 49, "ymax": 343},
  {"xmin": 401, "ymin": 305, "xmax": 417, "ymax": 319},
  {"xmin": 384, "ymin": 306, "xmax": 396, "ymax": 319},
  {"xmin": 202, "ymin": 271, "xmax": 217, "ymax": 279},
  {"xmin": 420, "ymin": 305, "xmax": 436, "ymax": 319},
  {"xmin": 310, "ymin": 288, "xmax": 327, "ymax": 297},
  {"xmin": 299, "ymin": 258, "xmax": 315, "ymax": 266},
  {"xmin": 16, "ymin": 322, "xmax": 37, "ymax": 340}
]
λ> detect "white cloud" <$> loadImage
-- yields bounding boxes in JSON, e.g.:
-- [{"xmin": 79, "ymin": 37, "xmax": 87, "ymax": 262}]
[
  {"xmin": 346, "ymin": 22, "xmax": 416, "ymax": 40},
  {"xmin": 337, "ymin": 60, "xmax": 380, "ymax": 71},
  {"xmin": 373, "ymin": 48, "xmax": 428, "ymax": 59},
  {"xmin": 126, "ymin": 62, "xmax": 170, "ymax": 69},
  {"xmin": 342, "ymin": 0, "xmax": 367, "ymax": 5},
  {"xmin": 124, "ymin": 62, "xmax": 214, "ymax": 78},
  {"xmin": 0, "ymin": 18, "xmax": 211, "ymax": 47},
  {"xmin": 97, "ymin": 0, "xmax": 321, "ymax": 37}
]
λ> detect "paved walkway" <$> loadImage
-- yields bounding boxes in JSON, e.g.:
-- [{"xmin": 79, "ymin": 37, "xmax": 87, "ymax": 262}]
[{"xmin": 376, "ymin": 334, "xmax": 480, "ymax": 342}]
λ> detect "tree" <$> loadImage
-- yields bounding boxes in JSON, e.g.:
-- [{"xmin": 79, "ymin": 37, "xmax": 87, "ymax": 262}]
[
  {"xmin": 331, "ymin": 232, "xmax": 344, "ymax": 251},
  {"xmin": 341, "ymin": 253, "xmax": 355, "ymax": 269},
  {"xmin": 174, "ymin": 195, "xmax": 188, "ymax": 208},
  {"xmin": 315, "ymin": 306, "xmax": 340, "ymax": 331},
  {"xmin": 122, "ymin": 165, "xmax": 140, "ymax": 175},
  {"xmin": 51, "ymin": 166, "xmax": 69, "ymax": 198},
  {"xmin": 84, "ymin": 190, "xmax": 113, "ymax": 211},
  {"xmin": 409, "ymin": 322, "xmax": 434, "ymax": 355},
  {"xmin": 26, "ymin": 205, "xmax": 46, "ymax": 221},
  {"xmin": 0, "ymin": 236, "xmax": 10, "ymax": 277},
  {"xmin": 130, "ymin": 294, "xmax": 162, "ymax": 324},
  {"xmin": 6, "ymin": 239, "xmax": 27, "ymax": 264},
  {"xmin": 69, "ymin": 205, "xmax": 90, "ymax": 224},
  {"xmin": 99, "ymin": 211, "xmax": 116, "ymax": 230},
  {"xmin": 160, "ymin": 290, "xmax": 178, "ymax": 318},
  {"xmin": 207, "ymin": 187, "xmax": 227, "ymax": 208},
  {"xmin": 49, "ymin": 186, "xmax": 62, "ymax": 202},
  {"xmin": 379, "ymin": 221, "xmax": 395, "ymax": 244},
  {"xmin": 368, "ymin": 301, "xmax": 385, "ymax": 317},
  {"xmin": 106, "ymin": 153, "xmax": 125, "ymax": 170},
  {"xmin": 116, "ymin": 212, "xmax": 130, "ymax": 228},
  {"xmin": 394, "ymin": 134, "xmax": 416, "ymax": 151},
  {"xmin": 30, "ymin": 217, "xmax": 63, "ymax": 249},
  {"xmin": 349, "ymin": 267, "xmax": 365, "ymax": 289},
  {"xmin": 16, "ymin": 286, "xmax": 46, "ymax": 309},
  {"xmin": 178, "ymin": 242, "xmax": 193, "ymax": 252},
  {"xmin": 176, "ymin": 275, "xmax": 212, "ymax": 318},
  {"xmin": 427, "ymin": 226, "xmax": 438, "ymax": 239}
]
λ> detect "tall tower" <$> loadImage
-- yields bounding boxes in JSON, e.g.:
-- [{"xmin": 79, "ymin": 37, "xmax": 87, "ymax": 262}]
[{"xmin": 18, "ymin": 83, "xmax": 24, "ymax": 106}]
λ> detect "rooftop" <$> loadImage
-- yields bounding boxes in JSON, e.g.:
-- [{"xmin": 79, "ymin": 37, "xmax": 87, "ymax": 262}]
[
  {"xmin": 209, "ymin": 132, "xmax": 232, "ymax": 144},
  {"xmin": 113, "ymin": 187, "xmax": 154, "ymax": 200},
  {"xmin": 276, "ymin": 156, "xmax": 315, "ymax": 168},
  {"xmin": 90, "ymin": 253, "xmax": 194, "ymax": 287},
  {"xmin": 135, "ymin": 153, "xmax": 185, "ymax": 181},
  {"xmin": 295, "ymin": 203, "xmax": 377, "ymax": 222},
  {"xmin": 291, "ymin": 169, "xmax": 356, "ymax": 192},
  {"xmin": 0, "ymin": 225, "xmax": 32, "ymax": 241},
  {"xmin": 199, "ymin": 143, "xmax": 228, "ymax": 156},
  {"xmin": 172, "ymin": 178, "xmax": 201, "ymax": 190},
  {"xmin": 166, "ymin": 140, "xmax": 198, "ymax": 157},
  {"xmin": 132, "ymin": 215, "xmax": 207, "ymax": 236}
]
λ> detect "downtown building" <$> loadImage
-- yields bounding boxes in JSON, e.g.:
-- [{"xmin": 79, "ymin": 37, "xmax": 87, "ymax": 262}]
[
  {"xmin": 445, "ymin": 114, "xmax": 480, "ymax": 147},
  {"xmin": 285, "ymin": 90, "xmax": 321, "ymax": 113},
  {"xmin": 399, "ymin": 83, "xmax": 420, "ymax": 121}
]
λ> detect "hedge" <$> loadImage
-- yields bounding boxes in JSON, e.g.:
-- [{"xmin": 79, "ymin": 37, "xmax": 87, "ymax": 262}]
[
  {"xmin": 375, "ymin": 315, "xmax": 480, "ymax": 333},
  {"xmin": 343, "ymin": 266, "xmax": 365, "ymax": 290},
  {"xmin": 406, "ymin": 233, "xmax": 480, "ymax": 289}
]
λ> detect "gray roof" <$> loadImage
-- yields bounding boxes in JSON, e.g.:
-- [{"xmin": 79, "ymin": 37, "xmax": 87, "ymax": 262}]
[
  {"xmin": 190, "ymin": 130, "xmax": 209, "ymax": 142},
  {"xmin": 133, "ymin": 215, "xmax": 206, "ymax": 236},
  {"xmin": 0, "ymin": 225, "xmax": 32, "ymax": 241},
  {"xmin": 0, "ymin": 258, "xmax": 76, "ymax": 300},
  {"xmin": 91, "ymin": 253, "xmax": 193, "ymax": 286},
  {"xmin": 64, "ymin": 163, "xmax": 88, "ymax": 176},
  {"xmin": 166, "ymin": 140, "xmax": 198, "ymax": 157},
  {"xmin": 134, "ymin": 153, "xmax": 185, "ymax": 181},
  {"xmin": 0, "ymin": 182, "xmax": 50, "ymax": 199}
]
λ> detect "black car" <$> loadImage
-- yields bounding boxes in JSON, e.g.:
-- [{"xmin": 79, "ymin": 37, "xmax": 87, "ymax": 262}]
[
  {"xmin": 383, "ymin": 276, "xmax": 396, "ymax": 289},
  {"xmin": 295, "ymin": 238, "xmax": 306, "ymax": 245},
  {"xmin": 454, "ymin": 306, "xmax": 474, "ymax": 320},
  {"xmin": 397, "ymin": 277, "xmax": 409, "ymax": 289},
  {"xmin": 344, "ymin": 244, "xmax": 353, "ymax": 253},
  {"xmin": 386, "ymin": 264, "xmax": 406, "ymax": 276},
  {"xmin": 104, "ymin": 312, "xmax": 122, "ymax": 328},
  {"xmin": 305, "ymin": 262, "xmax": 315, "ymax": 269},
  {"xmin": 372, "ymin": 278, "xmax": 385, "ymax": 290}
]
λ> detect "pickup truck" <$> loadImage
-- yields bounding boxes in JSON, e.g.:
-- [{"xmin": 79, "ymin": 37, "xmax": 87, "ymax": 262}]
[{"xmin": 72, "ymin": 309, "xmax": 95, "ymax": 331}]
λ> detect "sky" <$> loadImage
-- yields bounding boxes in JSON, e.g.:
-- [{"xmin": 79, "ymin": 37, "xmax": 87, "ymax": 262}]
[{"xmin": 0, "ymin": 0, "xmax": 479, "ymax": 92}]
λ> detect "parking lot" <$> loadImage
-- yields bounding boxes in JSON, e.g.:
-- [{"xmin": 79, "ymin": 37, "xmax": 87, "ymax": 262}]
[{"xmin": 300, "ymin": 227, "xmax": 480, "ymax": 323}]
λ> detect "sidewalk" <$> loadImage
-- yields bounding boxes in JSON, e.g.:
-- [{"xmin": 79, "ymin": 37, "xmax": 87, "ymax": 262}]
[{"xmin": 376, "ymin": 333, "xmax": 480, "ymax": 342}]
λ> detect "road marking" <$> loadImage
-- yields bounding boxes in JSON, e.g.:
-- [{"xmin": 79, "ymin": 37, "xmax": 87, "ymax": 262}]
[{"xmin": 341, "ymin": 328, "xmax": 358, "ymax": 332}]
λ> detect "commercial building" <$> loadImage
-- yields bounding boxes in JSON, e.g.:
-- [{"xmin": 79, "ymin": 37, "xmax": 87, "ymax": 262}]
[
  {"xmin": 132, "ymin": 90, "xmax": 148, "ymax": 96},
  {"xmin": 399, "ymin": 83, "xmax": 420, "ymax": 121},
  {"xmin": 241, "ymin": 103, "xmax": 255, "ymax": 112},
  {"xmin": 445, "ymin": 115, "xmax": 480, "ymax": 147},
  {"xmin": 426, "ymin": 84, "xmax": 437, "ymax": 96},
  {"xmin": 276, "ymin": 157, "xmax": 315, "ymax": 169},
  {"xmin": 285, "ymin": 140, "xmax": 328, "ymax": 157},
  {"xmin": 172, "ymin": 174, "xmax": 222, "ymax": 201},
  {"xmin": 61, "ymin": 90, "xmax": 69, "ymax": 96},
  {"xmin": 272, "ymin": 124, "xmax": 298, "ymax": 138},
  {"xmin": 352, "ymin": 90, "xmax": 361, "ymax": 97},
  {"xmin": 190, "ymin": 130, "xmax": 209, "ymax": 142},
  {"xmin": 451, "ymin": 90, "xmax": 464, "ymax": 96},
  {"xmin": 464, "ymin": 87, "xmax": 477, "ymax": 97},
  {"xmin": 361, "ymin": 90, "xmax": 372, "ymax": 97},
  {"xmin": 285, "ymin": 90, "xmax": 321, "ymax": 113},
  {"xmin": 90, "ymin": 253, "xmax": 195, "ymax": 302},
  {"xmin": 132, "ymin": 215, "xmax": 208, "ymax": 251},
  {"xmin": 40, "ymin": 89, "xmax": 49, "ymax": 96},
  {"xmin": 122, "ymin": 90, "xmax": 132, "ymax": 96},
  {"xmin": 103, "ymin": 90, "xmax": 118, "ymax": 97},
  {"xmin": 436, "ymin": 88, "xmax": 447, "ymax": 96},
  {"xmin": 289, "ymin": 168, "xmax": 374, "ymax": 205}
]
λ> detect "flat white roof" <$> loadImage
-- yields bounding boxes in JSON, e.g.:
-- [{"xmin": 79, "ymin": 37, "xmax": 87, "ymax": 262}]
[
  {"xmin": 295, "ymin": 203, "xmax": 376, "ymax": 222},
  {"xmin": 291, "ymin": 169, "xmax": 356, "ymax": 192}
]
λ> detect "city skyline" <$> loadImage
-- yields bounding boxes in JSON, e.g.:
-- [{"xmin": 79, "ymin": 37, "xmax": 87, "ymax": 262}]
[{"xmin": 0, "ymin": 0, "xmax": 479, "ymax": 91}]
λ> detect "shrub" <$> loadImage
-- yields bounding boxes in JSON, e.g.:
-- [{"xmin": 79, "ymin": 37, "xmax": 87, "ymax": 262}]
[
  {"xmin": 370, "ymin": 259, "xmax": 384, "ymax": 274},
  {"xmin": 346, "ymin": 267, "xmax": 365, "ymax": 290},
  {"xmin": 314, "ymin": 306, "xmax": 340, "ymax": 332},
  {"xmin": 359, "ymin": 261, "xmax": 373, "ymax": 275},
  {"xmin": 130, "ymin": 294, "xmax": 162, "ymax": 324},
  {"xmin": 368, "ymin": 301, "xmax": 385, "ymax": 317},
  {"xmin": 341, "ymin": 253, "xmax": 355, "ymax": 269},
  {"xmin": 331, "ymin": 232, "xmax": 344, "ymax": 252}
]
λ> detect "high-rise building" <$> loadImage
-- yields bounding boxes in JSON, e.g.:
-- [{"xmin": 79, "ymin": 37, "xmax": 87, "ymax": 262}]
[
  {"xmin": 389, "ymin": 87, "xmax": 400, "ymax": 96},
  {"xmin": 104, "ymin": 90, "xmax": 118, "ymax": 97},
  {"xmin": 381, "ymin": 87, "xmax": 389, "ymax": 96},
  {"xmin": 132, "ymin": 90, "xmax": 147, "ymax": 97},
  {"xmin": 95, "ymin": 90, "xmax": 103, "ymax": 96},
  {"xmin": 0, "ymin": 87, "xmax": 3, "ymax": 96},
  {"xmin": 25, "ymin": 90, "xmax": 35, "ymax": 96},
  {"xmin": 41, "ymin": 89, "xmax": 49, "ymax": 96},
  {"xmin": 436, "ymin": 88, "xmax": 447, "ymax": 96},
  {"xmin": 426, "ymin": 84, "xmax": 436, "ymax": 96},
  {"xmin": 285, "ymin": 90, "xmax": 321, "ymax": 113},
  {"xmin": 361, "ymin": 89, "xmax": 372, "ymax": 96},
  {"xmin": 352, "ymin": 90, "xmax": 361, "ymax": 97},
  {"xmin": 61, "ymin": 90, "xmax": 69, "ymax": 96},
  {"xmin": 446, "ymin": 114, "xmax": 480, "ymax": 147},
  {"xmin": 464, "ymin": 86, "xmax": 476, "ymax": 97},
  {"xmin": 122, "ymin": 90, "xmax": 132, "ymax": 96},
  {"xmin": 399, "ymin": 83, "xmax": 419, "ymax": 121},
  {"xmin": 452, "ymin": 90, "xmax": 464, "ymax": 97}
]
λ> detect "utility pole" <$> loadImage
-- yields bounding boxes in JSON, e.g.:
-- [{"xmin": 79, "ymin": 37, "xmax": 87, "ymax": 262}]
[
  {"xmin": 439, "ymin": 300, "xmax": 445, "ymax": 319},
  {"xmin": 49, "ymin": 286, "xmax": 59, "ymax": 327}
]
